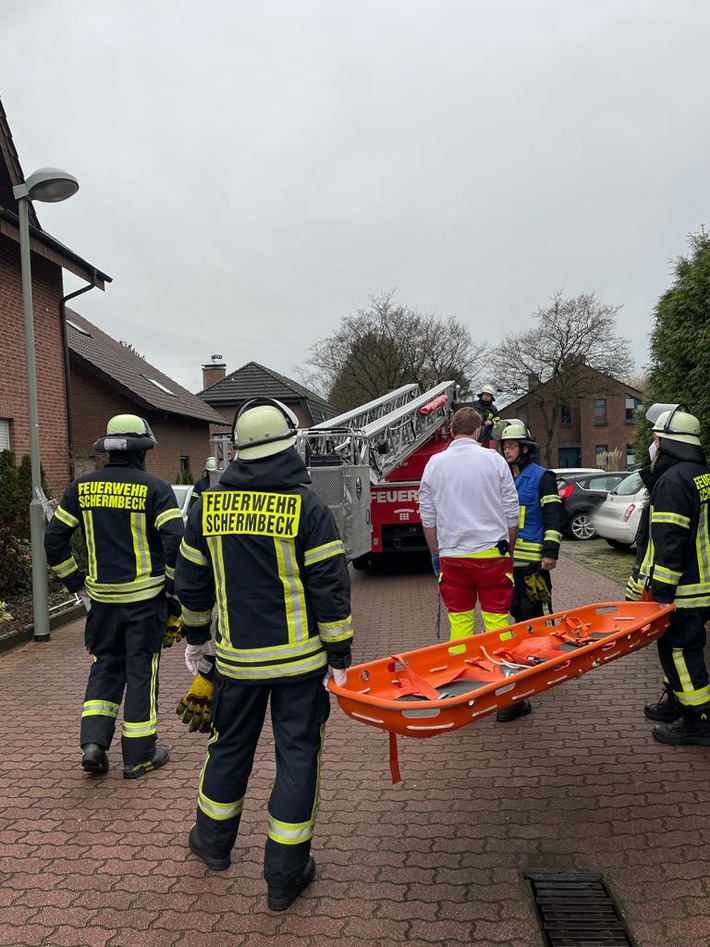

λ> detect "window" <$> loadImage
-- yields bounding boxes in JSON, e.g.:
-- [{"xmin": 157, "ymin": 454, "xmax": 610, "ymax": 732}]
[
  {"xmin": 180, "ymin": 456, "xmax": 190, "ymax": 477},
  {"xmin": 595, "ymin": 444, "xmax": 608, "ymax": 464},
  {"xmin": 625, "ymin": 396, "xmax": 641, "ymax": 422},
  {"xmin": 593, "ymin": 399, "xmax": 607, "ymax": 425},
  {"xmin": 144, "ymin": 376, "xmax": 177, "ymax": 397},
  {"xmin": 0, "ymin": 419, "xmax": 10, "ymax": 450},
  {"xmin": 560, "ymin": 403, "xmax": 572, "ymax": 427}
]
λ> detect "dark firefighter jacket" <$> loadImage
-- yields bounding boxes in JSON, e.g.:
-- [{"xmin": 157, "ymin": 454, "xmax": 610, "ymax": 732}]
[
  {"xmin": 627, "ymin": 454, "xmax": 710, "ymax": 608},
  {"xmin": 189, "ymin": 474, "xmax": 211, "ymax": 510},
  {"xmin": 473, "ymin": 398, "xmax": 500, "ymax": 444},
  {"xmin": 175, "ymin": 446, "xmax": 352, "ymax": 684},
  {"xmin": 44, "ymin": 454, "xmax": 184, "ymax": 604},
  {"xmin": 512, "ymin": 462, "xmax": 563, "ymax": 567}
]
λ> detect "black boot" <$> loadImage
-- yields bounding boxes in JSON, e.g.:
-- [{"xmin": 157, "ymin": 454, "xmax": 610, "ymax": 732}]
[
  {"xmin": 496, "ymin": 700, "xmax": 533, "ymax": 723},
  {"xmin": 653, "ymin": 708, "xmax": 710, "ymax": 746},
  {"xmin": 644, "ymin": 684, "xmax": 683, "ymax": 723},
  {"xmin": 267, "ymin": 856, "xmax": 316, "ymax": 911},
  {"xmin": 188, "ymin": 824, "xmax": 231, "ymax": 870},
  {"xmin": 123, "ymin": 744, "xmax": 170, "ymax": 779},
  {"xmin": 81, "ymin": 743, "xmax": 109, "ymax": 775}
]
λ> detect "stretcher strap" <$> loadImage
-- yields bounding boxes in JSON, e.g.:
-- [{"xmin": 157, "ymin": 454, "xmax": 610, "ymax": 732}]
[
  {"xmin": 392, "ymin": 654, "xmax": 441, "ymax": 700},
  {"xmin": 389, "ymin": 732, "xmax": 401, "ymax": 784}
]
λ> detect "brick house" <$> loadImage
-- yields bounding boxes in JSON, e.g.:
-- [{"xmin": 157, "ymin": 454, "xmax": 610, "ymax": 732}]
[
  {"xmin": 198, "ymin": 360, "xmax": 334, "ymax": 431},
  {"xmin": 66, "ymin": 310, "xmax": 225, "ymax": 484},
  {"xmin": 0, "ymin": 97, "xmax": 112, "ymax": 496},
  {"xmin": 503, "ymin": 366, "xmax": 643, "ymax": 468}
]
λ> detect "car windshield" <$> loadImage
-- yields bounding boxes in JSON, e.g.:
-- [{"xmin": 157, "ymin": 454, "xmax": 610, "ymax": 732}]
[{"xmin": 612, "ymin": 472, "xmax": 643, "ymax": 496}]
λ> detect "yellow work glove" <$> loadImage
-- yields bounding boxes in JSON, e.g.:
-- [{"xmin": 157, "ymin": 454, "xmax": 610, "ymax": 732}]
[
  {"xmin": 523, "ymin": 571, "xmax": 551, "ymax": 605},
  {"xmin": 176, "ymin": 656, "xmax": 215, "ymax": 733},
  {"xmin": 163, "ymin": 613, "xmax": 184, "ymax": 648}
]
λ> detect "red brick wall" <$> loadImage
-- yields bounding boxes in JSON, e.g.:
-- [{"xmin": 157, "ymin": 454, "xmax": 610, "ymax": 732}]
[
  {"xmin": 0, "ymin": 235, "xmax": 70, "ymax": 496},
  {"xmin": 69, "ymin": 360, "xmax": 214, "ymax": 488},
  {"xmin": 507, "ymin": 374, "xmax": 640, "ymax": 468}
]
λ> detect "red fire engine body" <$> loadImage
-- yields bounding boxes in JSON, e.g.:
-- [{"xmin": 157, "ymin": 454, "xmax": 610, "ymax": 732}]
[{"xmin": 300, "ymin": 382, "xmax": 495, "ymax": 565}]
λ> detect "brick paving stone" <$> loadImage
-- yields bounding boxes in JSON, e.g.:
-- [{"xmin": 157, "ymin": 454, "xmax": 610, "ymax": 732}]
[{"xmin": 2, "ymin": 554, "xmax": 710, "ymax": 947}]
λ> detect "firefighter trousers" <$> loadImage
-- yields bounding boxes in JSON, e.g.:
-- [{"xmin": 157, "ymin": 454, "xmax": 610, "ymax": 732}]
[
  {"xmin": 440, "ymin": 554, "xmax": 514, "ymax": 638},
  {"xmin": 81, "ymin": 595, "xmax": 166, "ymax": 766},
  {"xmin": 657, "ymin": 607, "xmax": 710, "ymax": 711},
  {"xmin": 195, "ymin": 673, "xmax": 330, "ymax": 888}
]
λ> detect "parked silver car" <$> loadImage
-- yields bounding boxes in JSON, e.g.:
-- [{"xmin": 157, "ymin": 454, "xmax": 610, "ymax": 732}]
[
  {"xmin": 591, "ymin": 471, "xmax": 649, "ymax": 549},
  {"xmin": 171, "ymin": 484, "xmax": 194, "ymax": 523}
]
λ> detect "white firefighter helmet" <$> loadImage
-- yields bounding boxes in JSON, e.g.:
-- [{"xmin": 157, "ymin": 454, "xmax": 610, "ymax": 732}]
[
  {"xmin": 204, "ymin": 457, "xmax": 218, "ymax": 472},
  {"xmin": 646, "ymin": 403, "xmax": 701, "ymax": 447},
  {"xmin": 233, "ymin": 398, "xmax": 299, "ymax": 461},
  {"xmin": 477, "ymin": 384, "xmax": 496, "ymax": 398}
]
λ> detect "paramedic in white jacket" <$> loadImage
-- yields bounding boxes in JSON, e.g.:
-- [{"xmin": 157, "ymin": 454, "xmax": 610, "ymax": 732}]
[{"xmin": 419, "ymin": 407, "xmax": 520, "ymax": 642}]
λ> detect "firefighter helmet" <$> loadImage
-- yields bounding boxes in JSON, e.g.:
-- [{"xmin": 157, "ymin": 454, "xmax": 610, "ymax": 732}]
[
  {"xmin": 233, "ymin": 398, "xmax": 299, "ymax": 461},
  {"xmin": 498, "ymin": 419, "xmax": 537, "ymax": 448},
  {"xmin": 646, "ymin": 403, "xmax": 701, "ymax": 447},
  {"xmin": 94, "ymin": 414, "xmax": 157, "ymax": 453},
  {"xmin": 477, "ymin": 384, "xmax": 496, "ymax": 399},
  {"xmin": 204, "ymin": 457, "xmax": 217, "ymax": 471}
]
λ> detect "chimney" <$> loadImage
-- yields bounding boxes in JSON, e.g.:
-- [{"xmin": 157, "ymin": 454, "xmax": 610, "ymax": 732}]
[{"xmin": 202, "ymin": 355, "xmax": 226, "ymax": 390}]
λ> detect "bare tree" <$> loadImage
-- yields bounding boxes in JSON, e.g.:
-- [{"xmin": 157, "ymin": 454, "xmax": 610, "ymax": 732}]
[
  {"xmin": 489, "ymin": 292, "xmax": 634, "ymax": 464},
  {"xmin": 306, "ymin": 292, "xmax": 484, "ymax": 412}
]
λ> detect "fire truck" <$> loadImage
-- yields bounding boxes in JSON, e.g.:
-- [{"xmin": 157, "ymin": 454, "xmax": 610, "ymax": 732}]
[{"xmin": 296, "ymin": 380, "xmax": 463, "ymax": 566}]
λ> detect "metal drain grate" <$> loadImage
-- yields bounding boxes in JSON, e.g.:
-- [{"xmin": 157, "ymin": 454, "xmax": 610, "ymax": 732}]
[{"xmin": 526, "ymin": 871, "xmax": 636, "ymax": 947}]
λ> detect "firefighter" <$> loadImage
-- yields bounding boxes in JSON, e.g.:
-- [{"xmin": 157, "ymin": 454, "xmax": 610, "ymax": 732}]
[
  {"xmin": 44, "ymin": 414, "xmax": 184, "ymax": 777},
  {"xmin": 189, "ymin": 456, "xmax": 217, "ymax": 510},
  {"xmin": 419, "ymin": 406, "xmax": 519, "ymax": 643},
  {"xmin": 473, "ymin": 384, "xmax": 500, "ymax": 447},
  {"xmin": 175, "ymin": 397, "xmax": 352, "ymax": 911},
  {"xmin": 625, "ymin": 404, "xmax": 710, "ymax": 746},
  {"xmin": 497, "ymin": 419, "xmax": 563, "ymax": 721}
]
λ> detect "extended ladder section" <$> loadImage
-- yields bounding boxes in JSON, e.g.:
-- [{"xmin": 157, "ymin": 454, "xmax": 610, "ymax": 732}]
[
  {"xmin": 308, "ymin": 384, "xmax": 419, "ymax": 432},
  {"xmin": 298, "ymin": 380, "xmax": 457, "ymax": 482}
]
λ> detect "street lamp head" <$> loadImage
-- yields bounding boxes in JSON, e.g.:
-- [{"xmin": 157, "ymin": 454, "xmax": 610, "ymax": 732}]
[{"xmin": 13, "ymin": 167, "xmax": 79, "ymax": 203}]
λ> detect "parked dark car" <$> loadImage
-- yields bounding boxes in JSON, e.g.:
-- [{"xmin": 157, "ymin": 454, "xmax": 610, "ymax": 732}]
[{"xmin": 556, "ymin": 471, "xmax": 632, "ymax": 540}]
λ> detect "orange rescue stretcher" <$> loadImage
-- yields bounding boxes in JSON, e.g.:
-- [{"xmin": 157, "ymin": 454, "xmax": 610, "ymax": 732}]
[{"xmin": 328, "ymin": 601, "xmax": 674, "ymax": 781}]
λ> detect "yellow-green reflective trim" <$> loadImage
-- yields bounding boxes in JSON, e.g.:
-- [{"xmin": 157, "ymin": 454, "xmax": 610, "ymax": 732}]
[
  {"xmin": 540, "ymin": 494, "xmax": 562, "ymax": 505},
  {"xmin": 198, "ymin": 791, "xmax": 244, "ymax": 821},
  {"xmin": 180, "ymin": 539, "xmax": 209, "ymax": 567},
  {"xmin": 52, "ymin": 556, "xmax": 79, "ymax": 578},
  {"xmin": 274, "ymin": 537, "xmax": 308, "ymax": 643},
  {"xmin": 267, "ymin": 814, "xmax": 315, "ymax": 845},
  {"xmin": 544, "ymin": 530, "xmax": 563, "ymax": 543},
  {"xmin": 82, "ymin": 699, "xmax": 120, "ymax": 718},
  {"xmin": 651, "ymin": 511, "xmax": 690, "ymax": 528},
  {"xmin": 182, "ymin": 605, "xmax": 213, "ymax": 626},
  {"xmin": 207, "ymin": 536, "xmax": 231, "ymax": 642},
  {"xmin": 55, "ymin": 505, "xmax": 79, "ymax": 528},
  {"xmin": 165, "ymin": 565, "xmax": 175, "ymax": 579},
  {"xmin": 216, "ymin": 651, "xmax": 327, "ymax": 681},
  {"xmin": 653, "ymin": 566, "xmax": 682, "ymax": 584},
  {"xmin": 130, "ymin": 511, "xmax": 152, "ymax": 582},
  {"xmin": 303, "ymin": 540, "xmax": 345, "ymax": 566},
  {"xmin": 480, "ymin": 609, "xmax": 511, "ymax": 631},
  {"xmin": 122, "ymin": 717, "xmax": 158, "ymax": 738},
  {"xmin": 669, "ymin": 648, "xmax": 710, "ymax": 705},
  {"xmin": 83, "ymin": 511, "xmax": 98, "ymax": 577},
  {"xmin": 86, "ymin": 574, "xmax": 165, "ymax": 593},
  {"xmin": 697, "ymin": 507, "xmax": 710, "ymax": 585},
  {"xmin": 451, "ymin": 547, "xmax": 505, "ymax": 560},
  {"xmin": 84, "ymin": 584, "xmax": 164, "ymax": 604},
  {"xmin": 156, "ymin": 507, "xmax": 183, "ymax": 529},
  {"xmin": 215, "ymin": 637, "xmax": 323, "ymax": 663}
]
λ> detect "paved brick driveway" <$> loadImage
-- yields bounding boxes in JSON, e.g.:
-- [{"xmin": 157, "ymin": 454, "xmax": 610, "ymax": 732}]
[{"xmin": 1, "ymin": 555, "xmax": 709, "ymax": 947}]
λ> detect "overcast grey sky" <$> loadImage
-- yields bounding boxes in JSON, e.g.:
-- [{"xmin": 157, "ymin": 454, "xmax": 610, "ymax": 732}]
[{"xmin": 3, "ymin": 0, "xmax": 709, "ymax": 394}]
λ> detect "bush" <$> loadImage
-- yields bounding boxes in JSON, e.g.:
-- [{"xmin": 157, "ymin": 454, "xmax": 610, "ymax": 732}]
[{"xmin": 0, "ymin": 528, "xmax": 32, "ymax": 596}]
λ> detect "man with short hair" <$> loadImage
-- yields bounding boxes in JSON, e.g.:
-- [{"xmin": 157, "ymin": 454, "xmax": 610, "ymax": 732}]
[{"xmin": 419, "ymin": 407, "xmax": 519, "ymax": 643}]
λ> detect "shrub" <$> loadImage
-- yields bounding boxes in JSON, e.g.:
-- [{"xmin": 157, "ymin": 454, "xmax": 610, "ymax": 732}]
[{"xmin": 0, "ymin": 528, "xmax": 32, "ymax": 596}]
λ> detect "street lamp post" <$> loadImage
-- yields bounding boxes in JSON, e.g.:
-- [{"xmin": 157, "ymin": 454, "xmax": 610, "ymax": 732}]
[{"xmin": 13, "ymin": 168, "xmax": 79, "ymax": 642}]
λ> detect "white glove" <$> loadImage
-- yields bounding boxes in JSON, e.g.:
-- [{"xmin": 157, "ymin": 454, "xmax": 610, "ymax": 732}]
[
  {"xmin": 185, "ymin": 641, "xmax": 213, "ymax": 675},
  {"xmin": 322, "ymin": 665, "xmax": 347, "ymax": 689},
  {"xmin": 77, "ymin": 588, "xmax": 91, "ymax": 613}
]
